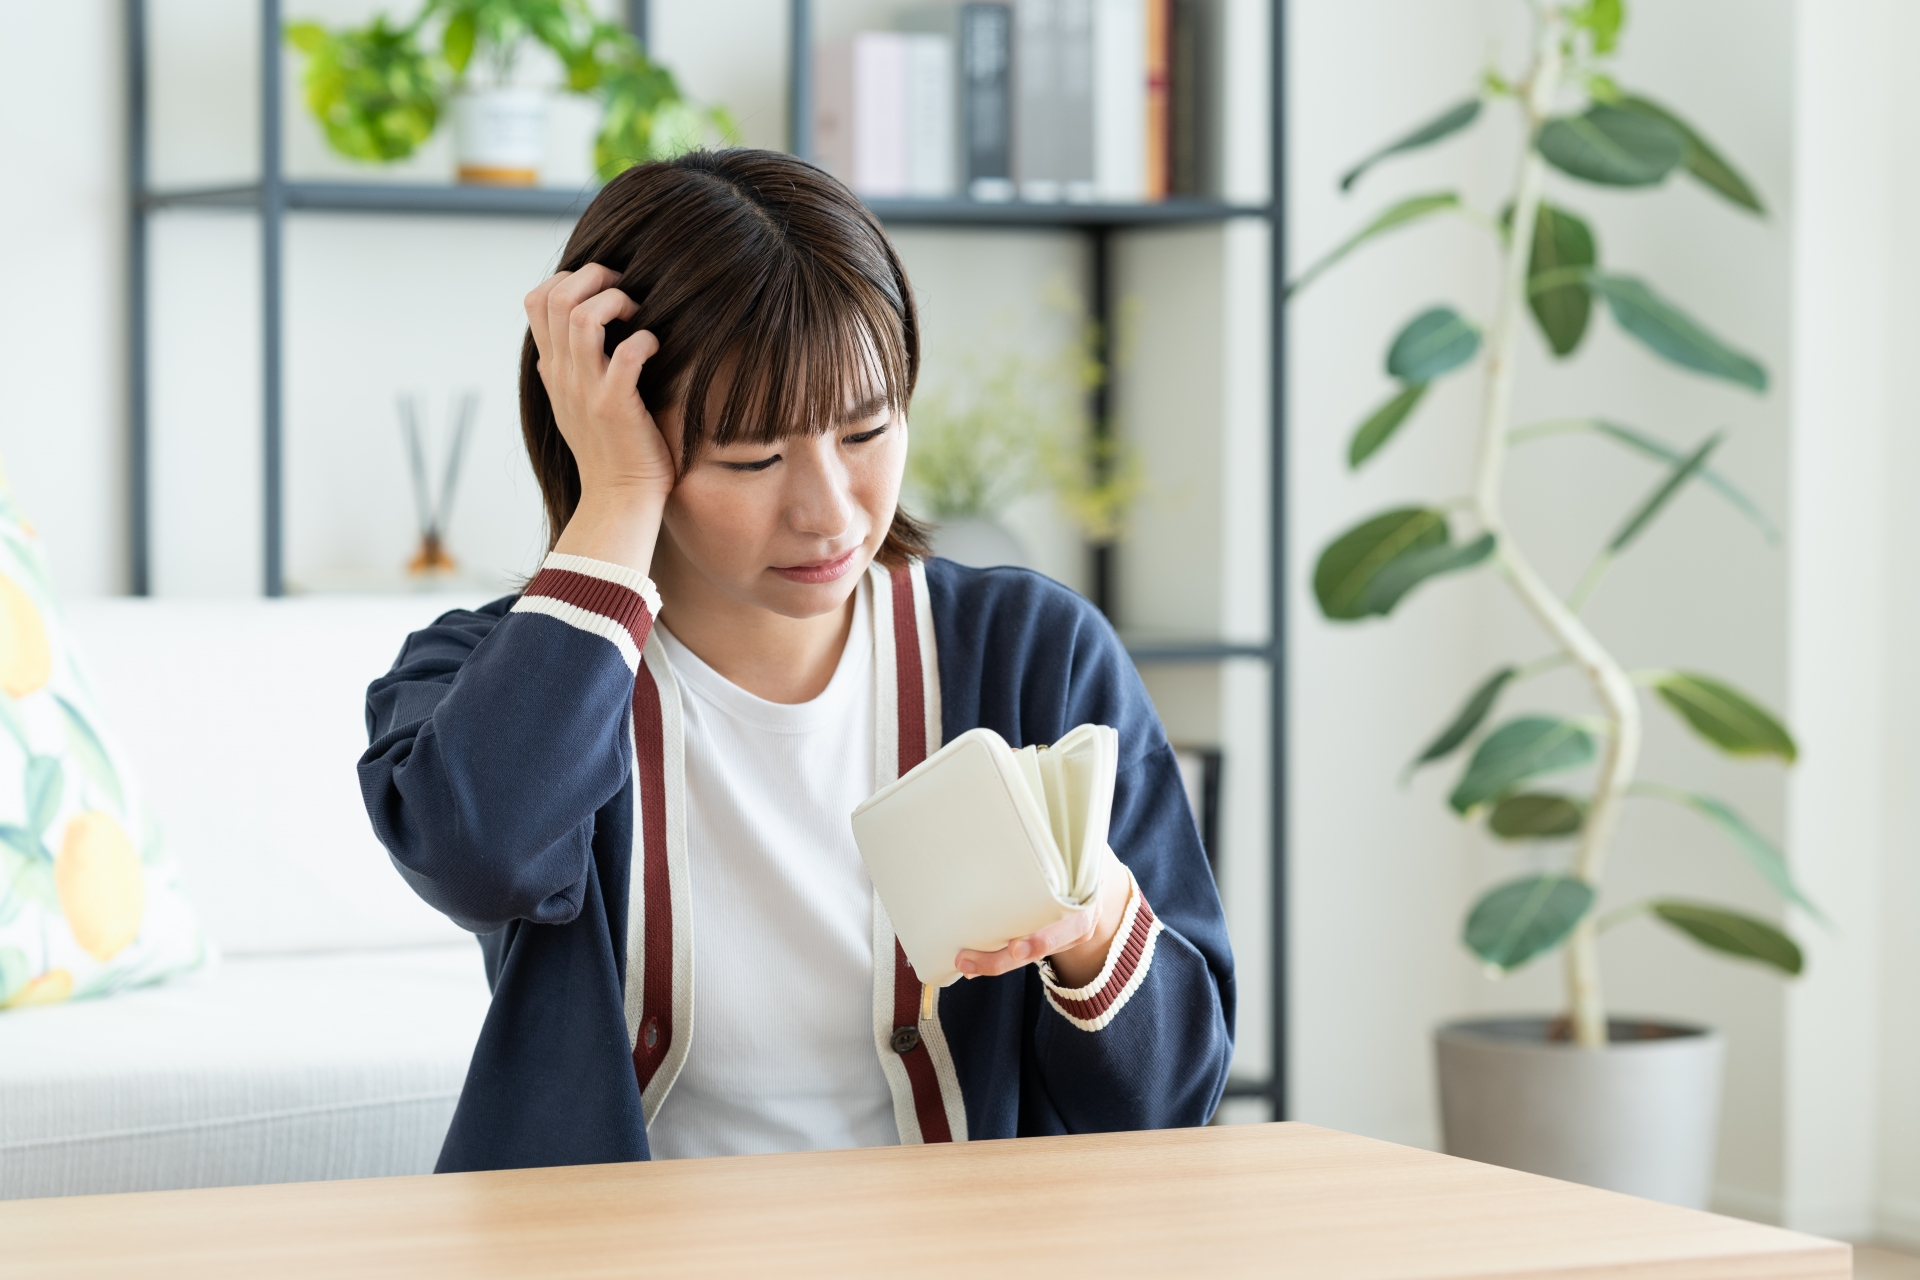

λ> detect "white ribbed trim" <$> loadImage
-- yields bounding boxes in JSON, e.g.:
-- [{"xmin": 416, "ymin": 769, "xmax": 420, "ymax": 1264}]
[
  {"xmin": 1039, "ymin": 872, "xmax": 1164, "ymax": 1033},
  {"xmin": 904, "ymin": 559, "xmax": 965, "ymax": 1142},
  {"xmin": 638, "ymin": 635, "xmax": 695, "ymax": 1126},
  {"xmin": 540, "ymin": 550, "xmax": 663, "ymax": 616},
  {"xmin": 510, "ymin": 594, "xmax": 642, "ymax": 673}
]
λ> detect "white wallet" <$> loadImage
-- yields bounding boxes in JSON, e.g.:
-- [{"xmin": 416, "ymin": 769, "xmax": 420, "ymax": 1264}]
[{"xmin": 852, "ymin": 724, "xmax": 1121, "ymax": 988}]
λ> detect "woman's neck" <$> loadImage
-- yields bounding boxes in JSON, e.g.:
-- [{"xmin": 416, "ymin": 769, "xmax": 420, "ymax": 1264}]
[{"xmin": 650, "ymin": 551, "xmax": 858, "ymax": 705}]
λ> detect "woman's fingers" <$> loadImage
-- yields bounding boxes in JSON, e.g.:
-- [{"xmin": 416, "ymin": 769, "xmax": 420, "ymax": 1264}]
[
  {"xmin": 954, "ymin": 908, "xmax": 1099, "ymax": 978},
  {"xmin": 565, "ymin": 287, "xmax": 639, "ymax": 387},
  {"xmin": 607, "ymin": 327, "xmax": 661, "ymax": 398},
  {"xmin": 533, "ymin": 264, "xmax": 620, "ymax": 374}
]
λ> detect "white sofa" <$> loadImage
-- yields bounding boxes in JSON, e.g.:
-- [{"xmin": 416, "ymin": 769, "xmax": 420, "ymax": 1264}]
[{"xmin": 0, "ymin": 596, "xmax": 498, "ymax": 1200}]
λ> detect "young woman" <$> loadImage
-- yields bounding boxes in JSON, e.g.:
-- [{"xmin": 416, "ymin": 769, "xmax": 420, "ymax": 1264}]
[{"xmin": 360, "ymin": 149, "xmax": 1234, "ymax": 1172}]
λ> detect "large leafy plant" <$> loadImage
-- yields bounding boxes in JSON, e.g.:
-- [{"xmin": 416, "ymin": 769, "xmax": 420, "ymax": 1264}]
[
  {"xmin": 286, "ymin": 0, "xmax": 736, "ymax": 176},
  {"xmin": 1296, "ymin": 0, "xmax": 1808, "ymax": 1048}
]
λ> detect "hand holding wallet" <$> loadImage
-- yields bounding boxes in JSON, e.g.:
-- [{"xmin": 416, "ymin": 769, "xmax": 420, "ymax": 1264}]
[{"xmin": 852, "ymin": 724, "xmax": 1122, "ymax": 988}]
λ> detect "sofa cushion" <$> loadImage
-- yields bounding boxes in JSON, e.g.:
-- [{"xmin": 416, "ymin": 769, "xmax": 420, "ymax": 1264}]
[
  {"xmin": 0, "ymin": 487, "xmax": 210, "ymax": 1008},
  {"xmin": 0, "ymin": 944, "xmax": 490, "ymax": 1198},
  {"xmin": 61, "ymin": 596, "xmax": 493, "ymax": 956}
]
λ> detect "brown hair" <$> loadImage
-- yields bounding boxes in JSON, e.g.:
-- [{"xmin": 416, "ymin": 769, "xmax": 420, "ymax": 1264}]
[{"xmin": 520, "ymin": 148, "xmax": 932, "ymax": 564}]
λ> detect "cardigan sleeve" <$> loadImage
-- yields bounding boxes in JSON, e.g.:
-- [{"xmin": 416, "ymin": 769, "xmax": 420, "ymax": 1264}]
[{"xmin": 357, "ymin": 553, "xmax": 658, "ymax": 935}]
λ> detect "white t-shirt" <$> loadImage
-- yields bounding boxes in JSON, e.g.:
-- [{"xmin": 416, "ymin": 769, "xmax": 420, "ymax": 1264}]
[{"xmin": 645, "ymin": 580, "xmax": 899, "ymax": 1158}]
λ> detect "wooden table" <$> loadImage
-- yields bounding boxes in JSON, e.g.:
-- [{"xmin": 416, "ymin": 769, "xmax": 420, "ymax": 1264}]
[{"xmin": 0, "ymin": 1123, "xmax": 1846, "ymax": 1278}]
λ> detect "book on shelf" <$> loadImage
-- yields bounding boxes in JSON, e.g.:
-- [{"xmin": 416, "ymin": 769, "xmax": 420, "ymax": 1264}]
[
  {"xmin": 900, "ymin": 2, "xmax": 1016, "ymax": 201},
  {"xmin": 815, "ymin": 0, "xmax": 1213, "ymax": 206}
]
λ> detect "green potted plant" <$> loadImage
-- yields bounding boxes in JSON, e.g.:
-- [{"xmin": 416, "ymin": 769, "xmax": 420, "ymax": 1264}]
[
  {"xmin": 909, "ymin": 316, "xmax": 1142, "ymax": 570},
  {"xmin": 1292, "ymin": 0, "xmax": 1805, "ymax": 1207},
  {"xmin": 285, "ymin": 0, "xmax": 736, "ymax": 185}
]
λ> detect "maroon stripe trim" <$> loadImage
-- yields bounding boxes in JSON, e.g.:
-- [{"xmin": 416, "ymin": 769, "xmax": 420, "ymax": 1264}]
[
  {"xmin": 630, "ymin": 664, "xmax": 674, "ymax": 1092},
  {"xmin": 893, "ymin": 940, "xmax": 953, "ymax": 1144},
  {"xmin": 886, "ymin": 562, "xmax": 951, "ymax": 1143},
  {"xmin": 524, "ymin": 568, "xmax": 654, "ymax": 653},
  {"xmin": 1048, "ymin": 895, "xmax": 1159, "ymax": 1022},
  {"xmin": 890, "ymin": 562, "xmax": 928, "ymax": 774}
]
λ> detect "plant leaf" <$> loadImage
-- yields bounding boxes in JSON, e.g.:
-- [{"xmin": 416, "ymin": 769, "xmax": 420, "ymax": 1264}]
[
  {"xmin": 1488, "ymin": 792, "xmax": 1586, "ymax": 839},
  {"xmin": 1408, "ymin": 666, "xmax": 1517, "ymax": 775},
  {"xmin": 1289, "ymin": 193, "xmax": 1462, "ymax": 298},
  {"xmin": 1386, "ymin": 307, "xmax": 1481, "ymax": 382},
  {"xmin": 1465, "ymin": 875, "xmax": 1595, "ymax": 971},
  {"xmin": 0, "ymin": 695, "xmax": 27, "ymax": 751},
  {"xmin": 284, "ymin": 21, "xmax": 327, "ymax": 55},
  {"xmin": 1658, "ymin": 789, "xmax": 1819, "ymax": 918},
  {"xmin": 1528, "ymin": 205, "xmax": 1597, "ymax": 357},
  {"xmin": 1537, "ymin": 104, "xmax": 1687, "ymax": 187},
  {"xmin": 1590, "ymin": 275, "xmax": 1768, "ymax": 391},
  {"xmin": 1536, "ymin": 420, "xmax": 1779, "ymax": 543},
  {"xmin": 442, "ymin": 11, "xmax": 477, "ymax": 75},
  {"xmin": 1651, "ymin": 901, "xmax": 1803, "ymax": 975},
  {"xmin": 1572, "ymin": 0, "xmax": 1624, "ymax": 54},
  {"xmin": 1652, "ymin": 672, "xmax": 1797, "ymax": 762},
  {"xmin": 0, "ymin": 825, "xmax": 40, "ymax": 859},
  {"xmin": 1606, "ymin": 431, "xmax": 1722, "ymax": 555},
  {"xmin": 1341, "ymin": 100, "xmax": 1482, "ymax": 192},
  {"xmin": 1348, "ymin": 383, "xmax": 1430, "ymax": 469},
  {"xmin": 1358, "ymin": 532, "xmax": 1496, "ymax": 616},
  {"xmin": 1615, "ymin": 94, "xmax": 1765, "ymax": 214},
  {"xmin": 0, "ymin": 945, "xmax": 27, "ymax": 1003},
  {"xmin": 54, "ymin": 695, "xmax": 126, "ymax": 814},
  {"xmin": 1450, "ymin": 716, "xmax": 1597, "ymax": 814},
  {"xmin": 1313, "ymin": 508, "xmax": 1447, "ymax": 621},
  {"xmin": 25, "ymin": 756, "xmax": 63, "ymax": 838}
]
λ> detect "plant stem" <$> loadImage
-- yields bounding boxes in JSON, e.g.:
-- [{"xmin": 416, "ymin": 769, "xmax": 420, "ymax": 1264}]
[{"xmin": 1470, "ymin": 7, "xmax": 1639, "ymax": 1050}]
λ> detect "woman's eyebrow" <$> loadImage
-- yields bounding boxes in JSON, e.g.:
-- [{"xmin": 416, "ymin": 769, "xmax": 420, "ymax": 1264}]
[{"xmin": 837, "ymin": 394, "xmax": 891, "ymax": 426}]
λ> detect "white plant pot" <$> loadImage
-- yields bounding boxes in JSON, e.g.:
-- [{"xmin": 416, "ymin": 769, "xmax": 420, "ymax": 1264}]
[
  {"xmin": 1435, "ymin": 1017, "xmax": 1725, "ymax": 1208},
  {"xmin": 929, "ymin": 517, "xmax": 1028, "ymax": 570},
  {"xmin": 452, "ymin": 88, "xmax": 546, "ymax": 186}
]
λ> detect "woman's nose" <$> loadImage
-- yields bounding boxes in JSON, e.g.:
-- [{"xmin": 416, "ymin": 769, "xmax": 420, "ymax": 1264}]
[{"xmin": 786, "ymin": 442, "xmax": 856, "ymax": 540}]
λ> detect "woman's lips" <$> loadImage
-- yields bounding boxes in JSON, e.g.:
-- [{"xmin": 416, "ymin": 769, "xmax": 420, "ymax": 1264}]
[{"xmin": 772, "ymin": 548, "xmax": 860, "ymax": 585}]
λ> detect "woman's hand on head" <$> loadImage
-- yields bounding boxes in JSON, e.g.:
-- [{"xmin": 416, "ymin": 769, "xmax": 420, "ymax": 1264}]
[
  {"xmin": 953, "ymin": 861, "xmax": 1133, "ymax": 988},
  {"xmin": 525, "ymin": 264, "xmax": 675, "ymax": 573}
]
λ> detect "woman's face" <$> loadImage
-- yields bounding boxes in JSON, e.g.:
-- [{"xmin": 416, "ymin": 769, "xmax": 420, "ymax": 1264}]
[{"xmin": 651, "ymin": 384, "xmax": 906, "ymax": 621}]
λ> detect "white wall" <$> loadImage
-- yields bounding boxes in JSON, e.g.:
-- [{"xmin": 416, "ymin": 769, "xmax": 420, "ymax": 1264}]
[{"xmin": 0, "ymin": 1, "xmax": 129, "ymax": 596}]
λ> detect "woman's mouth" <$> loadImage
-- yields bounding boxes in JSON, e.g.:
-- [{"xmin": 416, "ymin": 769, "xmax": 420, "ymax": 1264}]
[{"xmin": 771, "ymin": 548, "xmax": 860, "ymax": 585}]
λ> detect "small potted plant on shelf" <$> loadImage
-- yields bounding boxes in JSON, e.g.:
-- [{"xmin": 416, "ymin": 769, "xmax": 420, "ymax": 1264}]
[
  {"xmin": 910, "ymin": 314, "xmax": 1141, "ymax": 571},
  {"xmin": 285, "ymin": 0, "xmax": 736, "ymax": 185},
  {"xmin": 1292, "ymin": 0, "xmax": 1802, "ymax": 1208}
]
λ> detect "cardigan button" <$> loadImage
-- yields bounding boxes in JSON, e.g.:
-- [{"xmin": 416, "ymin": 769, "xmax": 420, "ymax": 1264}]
[
  {"xmin": 643, "ymin": 1018, "xmax": 659, "ymax": 1050},
  {"xmin": 890, "ymin": 1026, "xmax": 921, "ymax": 1055}
]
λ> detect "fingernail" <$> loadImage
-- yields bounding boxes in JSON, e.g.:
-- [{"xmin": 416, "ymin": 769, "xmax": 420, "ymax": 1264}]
[{"xmin": 958, "ymin": 959, "xmax": 976, "ymax": 975}]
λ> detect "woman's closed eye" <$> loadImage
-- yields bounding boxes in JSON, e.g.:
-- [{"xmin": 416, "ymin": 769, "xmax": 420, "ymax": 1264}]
[{"xmin": 716, "ymin": 425, "xmax": 887, "ymax": 472}]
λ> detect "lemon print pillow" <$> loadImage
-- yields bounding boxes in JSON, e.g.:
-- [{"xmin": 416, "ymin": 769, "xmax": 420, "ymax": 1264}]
[{"xmin": 0, "ymin": 479, "xmax": 209, "ymax": 1009}]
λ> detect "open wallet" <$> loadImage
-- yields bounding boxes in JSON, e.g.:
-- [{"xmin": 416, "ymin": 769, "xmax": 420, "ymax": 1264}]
[{"xmin": 852, "ymin": 724, "xmax": 1122, "ymax": 988}]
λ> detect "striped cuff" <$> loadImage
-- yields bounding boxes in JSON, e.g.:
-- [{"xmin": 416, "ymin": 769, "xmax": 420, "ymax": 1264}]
[
  {"xmin": 510, "ymin": 552, "xmax": 661, "ymax": 673},
  {"xmin": 1038, "ymin": 871, "xmax": 1164, "ymax": 1032}
]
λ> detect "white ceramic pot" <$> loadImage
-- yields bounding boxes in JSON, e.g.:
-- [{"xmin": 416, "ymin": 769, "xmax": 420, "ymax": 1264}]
[
  {"xmin": 930, "ymin": 517, "xmax": 1028, "ymax": 569},
  {"xmin": 1434, "ymin": 1016, "xmax": 1724, "ymax": 1208},
  {"xmin": 452, "ymin": 88, "xmax": 546, "ymax": 186}
]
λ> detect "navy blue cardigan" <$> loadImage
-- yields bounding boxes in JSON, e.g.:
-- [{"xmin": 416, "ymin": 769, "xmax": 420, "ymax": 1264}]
[{"xmin": 360, "ymin": 558, "xmax": 1235, "ymax": 1172}]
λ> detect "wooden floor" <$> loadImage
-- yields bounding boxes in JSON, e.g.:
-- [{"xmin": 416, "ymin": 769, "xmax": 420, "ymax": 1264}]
[{"xmin": 0, "ymin": 1123, "xmax": 1849, "ymax": 1279}]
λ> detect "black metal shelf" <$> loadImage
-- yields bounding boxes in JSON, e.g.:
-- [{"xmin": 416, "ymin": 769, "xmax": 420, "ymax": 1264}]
[
  {"xmin": 1123, "ymin": 639, "xmax": 1276, "ymax": 665},
  {"xmin": 128, "ymin": 0, "xmax": 1289, "ymax": 1122},
  {"xmin": 141, "ymin": 180, "xmax": 1268, "ymax": 230}
]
